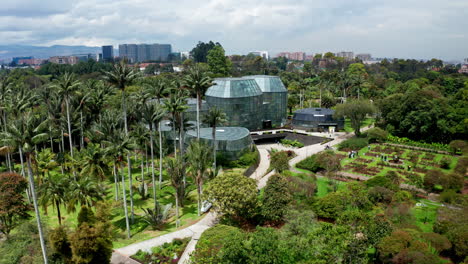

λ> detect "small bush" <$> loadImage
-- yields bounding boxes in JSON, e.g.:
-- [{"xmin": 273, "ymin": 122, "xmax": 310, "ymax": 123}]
[
  {"xmin": 439, "ymin": 157, "xmax": 451, "ymax": 169},
  {"xmin": 367, "ymin": 127, "xmax": 388, "ymax": 143},
  {"xmin": 280, "ymin": 139, "xmax": 304, "ymax": 148},
  {"xmin": 270, "ymin": 151, "xmax": 290, "ymax": 173},
  {"xmin": 338, "ymin": 137, "xmax": 369, "ymax": 151},
  {"xmin": 296, "ymin": 154, "xmax": 323, "ymax": 172}
]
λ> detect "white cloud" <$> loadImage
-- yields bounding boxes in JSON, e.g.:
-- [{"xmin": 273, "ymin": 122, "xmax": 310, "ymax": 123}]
[{"xmin": 0, "ymin": 0, "xmax": 466, "ymax": 60}]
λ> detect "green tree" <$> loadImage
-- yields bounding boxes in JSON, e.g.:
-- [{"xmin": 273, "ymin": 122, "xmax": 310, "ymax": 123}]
[
  {"xmin": 262, "ymin": 174, "xmax": 292, "ymax": 222},
  {"xmin": 39, "ymin": 177, "xmax": 67, "ymax": 225},
  {"xmin": 166, "ymin": 156, "xmax": 185, "ymax": 228},
  {"xmin": 186, "ymin": 141, "xmax": 212, "ymax": 216},
  {"xmin": 190, "ymin": 41, "xmax": 218, "ymax": 63},
  {"xmin": 0, "ymin": 172, "xmax": 31, "ymax": 235},
  {"xmin": 204, "ymin": 172, "xmax": 258, "ymax": 221},
  {"xmin": 183, "ymin": 64, "xmax": 213, "ymax": 139},
  {"xmin": 207, "ymin": 45, "xmax": 232, "ymax": 76},
  {"xmin": 202, "ymin": 107, "xmax": 227, "ymax": 170},
  {"xmin": 335, "ymin": 99, "xmax": 376, "ymax": 136},
  {"xmin": 270, "ymin": 151, "xmax": 290, "ymax": 173}
]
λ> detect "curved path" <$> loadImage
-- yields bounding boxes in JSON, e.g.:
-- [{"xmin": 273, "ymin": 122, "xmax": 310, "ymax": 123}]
[{"xmin": 112, "ymin": 129, "xmax": 370, "ymax": 264}]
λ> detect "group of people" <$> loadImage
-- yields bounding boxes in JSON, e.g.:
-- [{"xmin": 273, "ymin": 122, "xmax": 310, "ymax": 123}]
[{"xmin": 348, "ymin": 150, "xmax": 359, "ymax": 158}]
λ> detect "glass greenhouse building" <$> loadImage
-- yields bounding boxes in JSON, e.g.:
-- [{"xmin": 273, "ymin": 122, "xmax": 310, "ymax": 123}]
[
  {"xmin": 185, "ymin": 127, "xmax": 253, "ymax": 160},
  {"xmin": 245, "ymin": 75, "xmax": 287, "ymax": 127},
  {"xmin": 292, "ymin": 108, "xmax": 345, "ymax": 131},
  {"xmin": 205, "ymin": 78, "xmax": 264, "ymax": 130}
]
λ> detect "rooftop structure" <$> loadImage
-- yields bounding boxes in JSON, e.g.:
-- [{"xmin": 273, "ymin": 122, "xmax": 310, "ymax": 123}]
[
  {"xmin": 185, "ymin": 127, "xmax": 253, "ymax": 160},
  {"xmin": 292, "ymin": 108, "xmax": 345, "ymax": 131},
  {"xmin": 205, "ymin": 78, "xmax": 264, "ymax": 130},
  {"xmin": 244, "ymin": 75, "xmax": 287, "ymax": 127}
]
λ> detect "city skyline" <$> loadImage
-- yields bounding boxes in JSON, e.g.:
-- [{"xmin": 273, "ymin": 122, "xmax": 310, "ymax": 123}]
[{"xmin": 0, "ymin": 0, "xmax": 467, "ymax": 60}]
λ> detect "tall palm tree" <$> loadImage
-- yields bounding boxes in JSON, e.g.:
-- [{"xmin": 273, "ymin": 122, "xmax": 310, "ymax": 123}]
[
  {"xmin": 51, "ymin": 72, "xmax": 81, "ymax": 158},
  {"xmin": 144, "ymin": 77, "xmax": 168, "ymax": 104},
  {"xmin": 166, "ymin": 156, "xmax": 185, "ymax": 228},
  {"xmin": 104, "ymin": 60, "xmax": 139, "ymax": 134},
  {"xmin": 35, "ymin": 148, "xmax": 58, "ymax": 184},
  {"xmin": 202, "ymin": 107, "xmax": 227, "ymax": 171},
  {"xmin": 164, "ymin": 92, "xmax": 188, "ymax": 157},
  {"xmin": 186, "ymin": 141, "xmax": 212, "ymax": 216},
  {"xmin": 2, "ymin": 111, "xmax": 49, "ymax": 263},
  {"xmin": 183, "ymin": 64, "xmax": 213, "ymax": 139},
  {"xmin": 141, "ymin": 102, "xmax": 166, "ymax": 207},
  {"xmin": 105, "ymin": 130, "xmax": 136, "ymax": 237}
]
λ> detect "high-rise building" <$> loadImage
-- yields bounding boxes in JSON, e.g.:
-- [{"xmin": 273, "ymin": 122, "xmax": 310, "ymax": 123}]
[
  {"xmin": 336, "ymin": 51, "xmax": 354, "ymax": 60},
  {"xmin": 248, "ymin": 51, "xmax": 269, "ymax": 60},
  {"xmin": 102, "ymin": 45, "xmax": 114, "ymax": 62},
  {"xmin": 49, "ymin": 56, "xmax": 79, "ymax": 65},
  {"xmin": 356, "ymin": 53, "xmax": 371, "ymax": 61},
  {"xmin": 276, "ymin": 52, "xmax": 306, "ymax": 61},
  {"xmin": 12, "ymin": 56, "xmax": 33, "ymax": 64},
  {"xmin": 464, "ymin": 58, "xmax": 468, "ymax": 64},
  {"xmin": 119, "ymin": 43, "xmax": 172, "ymax": 63}
]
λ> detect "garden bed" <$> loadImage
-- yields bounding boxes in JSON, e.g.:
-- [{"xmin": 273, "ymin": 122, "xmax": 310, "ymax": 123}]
[{"xmin": 131, "ymin": 237, "xmax": 190, "ymax": 264}]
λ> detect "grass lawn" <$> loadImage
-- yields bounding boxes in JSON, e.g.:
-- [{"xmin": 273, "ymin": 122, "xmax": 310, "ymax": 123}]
[
  {"xmin": 291, "ymin": 167, "xmax": 347, "ymax": 197},
  {"xmin": 344, "ymin": 117, "xmax": 374, "ymax": 133},
  {"xmin": 5, "ymin": 156, "xmax": 209, "ymax": 249},
  {"xmin": 412, "ymin": 199, "xmax": 441, "ymax": 233}
]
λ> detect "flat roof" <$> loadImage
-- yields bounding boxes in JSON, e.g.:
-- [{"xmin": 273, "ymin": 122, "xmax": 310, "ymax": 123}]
[{"xmin": 186, "ymin": 127, "xmax": 250, "ymax": 141}]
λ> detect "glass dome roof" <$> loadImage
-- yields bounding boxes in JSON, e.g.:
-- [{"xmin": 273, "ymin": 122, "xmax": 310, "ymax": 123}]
[
  {"xmin": 243, "ymin": 75, "xmax": 287, "ymax": 93},
  {"xmin": 205, "ymin": 78, "xmax": 263, "ymax": 98}
]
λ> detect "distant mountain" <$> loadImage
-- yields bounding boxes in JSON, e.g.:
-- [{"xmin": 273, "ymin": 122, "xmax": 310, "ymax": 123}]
[{"xmin": 0, "ymin": 45, "xmax": 103, "ymax": 60}]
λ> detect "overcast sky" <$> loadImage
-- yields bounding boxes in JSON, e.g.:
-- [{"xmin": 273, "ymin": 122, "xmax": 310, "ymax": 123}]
[{"xmin": 1, "ymin": 0, "xmax": 467, "ymax": 60}]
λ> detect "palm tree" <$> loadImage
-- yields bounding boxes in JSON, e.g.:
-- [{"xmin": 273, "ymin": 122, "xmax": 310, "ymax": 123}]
[
  {"xmin": 67, "ymin": 176, "xmax": 106, "ymax": 211},
  {"xmin": 202, "ymin": 107, "xmax": 227, "ymax": 171},
  {"xmin": 183, "ymin": 64, "xmax": 213, "ymax": 139},
  {"xmin": 141, "ymin": 102, "xmax": 166, "ymax": 207},
  {"xmin": 39, "ymin": 177, "xmax": 66, "ymax": 225},
  {"xmin": 51, "ymin": 72, "xmax": 81, "ymax": 158},
  {"xmin": 144, "ymin": 77, "xmax": 168, "ymax": 104},
  {"xmin": 104, "ymin": 130, "xmax": 136, "ymax": 237},
  {"xmin": 186, "ymin": 141, "xmax": 212, "ymax": 216},
  {"xmin": 166, "ymin": 156, "xmax": 185, "ymax": 228},
  {"xmin": 77, "ymin": 143, "xmax": 110, "ymax": 181},
  {"xmin": 2, "ymin": 111, "xmax": 49, "ymax": 263},
  {"xmin": 164, "ymin": 92, "xmax": 188, "ymax": 157},
  {"xmin": 104, "ymin": 60, "xmax": 139, "ymax": 134},
  {"xmin": 35, "ymin": 148, "xmax": 58, "ymax": 184}
]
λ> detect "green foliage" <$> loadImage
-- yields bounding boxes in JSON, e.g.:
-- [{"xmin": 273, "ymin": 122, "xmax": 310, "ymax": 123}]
[
  {"xmin": 0, "ymin": 220, "xmax": 48, "ymax": 264},
  {"xmin": 449, "ymin": 140, "xmax": 468, "ymax": 155},
  {"xmin": 334, "ymin": 99, "xmax": 376, "ymax": 136},
  {"xmin": 280, "ymin": 139, "xmax": 304, "ymax": 148},
  {"xmin": 77, "ymin": 206, "xmax": 96, "ymax": 226},
  {"xmin": 141, "ymin": 202, "xmax": 172, "ymax": 230},
  {"xmin": 270, "ymin": 151, "xmax": 290, "ymax": 173},
  {"xmin": 204, "ymin": 172, "xmax": 258, "ymax": 220},
  {"xmin": 296, "ymin": 154, "xmax": 323, "ymax": 172},
  {"xmin": 132, "ymin": 238, "xmax": 190, "ymax": 264},
  {"xmin": 49, "ymin": 226, "xmax": 72, "ymax": 262},
  {"xmin": 0, "ymin": 172, "xmax": 31, "ymax": 235},
  {"xmin": 207, "ymin": 45, "xmax": 232, "ymax": 76},
  {"xmin": 386, "ymin": 135, "xmax": 449, "ymax": 151},
  {"xmin": 366, "ymin": 127, "xmax": 388, "ymax": 143},
  {"xmin": 190, "ymin": 41, "xmax": 219, "ymax": 63},
  {"xmin": 314, "ymin": 192, "xmax": 346, "ymax": 219},
  {"xmin": 262, "ymin": 174, "xmax": 292, "ymax": 222},
  {"xmin": 337, "ymin": 137, "xmax": 369, "ymax": 150},
  {"xmin": 191, "ymin": 225, "xmax": 242, "ymax": 263},
  {"xmin": 439, "ymin": 157, "xmax": 451, "ymax": 169}
]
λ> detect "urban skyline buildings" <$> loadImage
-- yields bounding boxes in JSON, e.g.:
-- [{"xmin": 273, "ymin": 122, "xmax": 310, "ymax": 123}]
[{"xmin": 119, "ymin": 43, "xmax": 172, "ymax": 63}]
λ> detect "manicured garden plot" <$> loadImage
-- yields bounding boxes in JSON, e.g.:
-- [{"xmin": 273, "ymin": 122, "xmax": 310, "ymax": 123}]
[{"xmin": 338, "ymin": 144, "xmax": 459, "ymax": 187}]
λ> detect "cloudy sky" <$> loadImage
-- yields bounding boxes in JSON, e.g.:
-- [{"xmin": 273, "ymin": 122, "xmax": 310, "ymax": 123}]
[{"xmin": 1, "ymin": 0, "xmax": 467, "ymax": 60}]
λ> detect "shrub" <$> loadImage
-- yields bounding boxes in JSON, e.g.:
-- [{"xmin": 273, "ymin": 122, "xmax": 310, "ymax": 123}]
[
  {"xmin": 449, "ymin": 140, "xmax": 468, "ymax": 155},
  {"xmin": 454, "ymin": 156, "xmax": 468, "ymax": 175},
  {"xmin": 262, "ymin": 174, "xmax": 292, "ymax": 222},
  {"xmin": 441, "ymin": 173, "xmax": 464, "ymax": 192},
  {"xmin": 191, "ymin": 225, "xmax": 242, "ymax": 264},
  {"xmin": 368, "ymin": 186, "xmax": 395, "ymax": 204},
  {"xmin": 280, "ymin": 139, "xmax": 304, "ymax": 148},
  {"xmin": 367, "ymin": 127, "xmax": 388, "ymax": 143},
  {"xmin": 337, "ymin": 137, "xmax": 368, "ymax": 151},
  {"xmin": 423, "ymin": 170, "xmax": 444, "ymax": 191},
  {"xmin": 314, "ymin": 192, "xmax": 346, "ymax": 219},
  {"xmin": 296, "ymin": 154, "xmax": 323, "ymax": 172},
  {"xmin": 142, "ymin": 202, "xmax": 172, "ymax": 230},
  {"xmin": 270, "ymin": 151, "xmax": 290, "ymax": 173},
  {"xmin": 421, "ymin": 232, "xmax": 452, "ymax": 252},
  {"xmin": 439, "ymin": 157, "xmax": 451, "ymax": 169}
]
